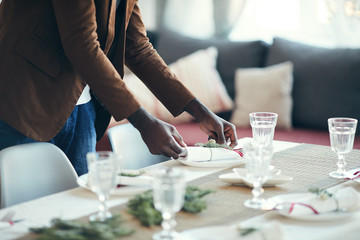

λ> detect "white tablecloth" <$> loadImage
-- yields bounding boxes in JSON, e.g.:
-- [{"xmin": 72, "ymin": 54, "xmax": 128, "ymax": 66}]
[{"xmin": 1, "ymin": 139, "xmax": 359, "ymax": 240}]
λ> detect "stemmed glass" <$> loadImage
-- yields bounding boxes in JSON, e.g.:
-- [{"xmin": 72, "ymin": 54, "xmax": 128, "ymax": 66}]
[
  {"xmin": 152, "ymin": 167, "xmax": 186, "ymax": 240},
  {"xmin": 249, "ymin": 112, "xmax": 278, "ymax": 147},
  {"xmin": 86, "ymin": 151, "xmax": 120, "ymax": 221},
  {"xmin": 328, "ymin": 118, "xmax": 358, "ymax": 179},
  {"xmin": 243, "ymin": 142, "xmax": 273, "ymax": 209}
]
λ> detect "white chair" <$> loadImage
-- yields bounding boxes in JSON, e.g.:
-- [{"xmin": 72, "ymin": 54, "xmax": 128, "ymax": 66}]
[
  {"xmin": 107, "ymin": 123, "xmax": 169, "ymax": 169},
  {"xmin": 0, "ymin": 142, "xmax": 78, "ymax": 208}
]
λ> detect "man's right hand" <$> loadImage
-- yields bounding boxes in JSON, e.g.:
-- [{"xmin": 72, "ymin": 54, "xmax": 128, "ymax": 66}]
[{"xmin": 127, "ymin": 107, "xmax": 186, "ymax": 159}]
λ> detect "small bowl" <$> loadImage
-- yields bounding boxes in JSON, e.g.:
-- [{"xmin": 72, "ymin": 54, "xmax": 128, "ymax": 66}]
[{"xmin": 233, "ymin": 165, "xmax": 281, "ymax": 178}]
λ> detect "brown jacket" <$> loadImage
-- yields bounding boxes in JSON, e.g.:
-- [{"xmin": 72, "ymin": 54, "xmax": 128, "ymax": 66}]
[{"xmin": 0, "ymin": 0, "xmax": 195, "ymax": 141}]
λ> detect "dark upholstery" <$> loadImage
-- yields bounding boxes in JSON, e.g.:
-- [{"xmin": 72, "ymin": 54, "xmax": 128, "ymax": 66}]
[
  {"xmin": 266, "ymin": 38, "xmax": 360, "ymax": 133},
  {"xmin": 155, "ymin": 29, "xmax": 269, "ymax": 101},
  {"xmin": 146, "ymin": 30, "xmax": 158, "ymax": 47}
]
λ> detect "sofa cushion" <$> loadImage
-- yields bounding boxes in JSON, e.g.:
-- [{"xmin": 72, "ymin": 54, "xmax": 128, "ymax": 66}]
[
  {"xmin": 155, "ymin": 29, "xmax": 269, "ymax": 104},
  {"xmin": 266, "ymin": 38, "xmax": 360, "ymax": 133},
  {"xmin": 230, "ymin": 61, "xmax": 294, "ymax": 129},
  {"xmin": 123, "ymin": 47, "xmax": 233, "ymax": 124}
]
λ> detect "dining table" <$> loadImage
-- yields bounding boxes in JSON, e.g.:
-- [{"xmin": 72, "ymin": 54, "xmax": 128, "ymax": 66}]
[{"xmin": 1, "ymin": 138, "xmax": 360, "ymax": 240}]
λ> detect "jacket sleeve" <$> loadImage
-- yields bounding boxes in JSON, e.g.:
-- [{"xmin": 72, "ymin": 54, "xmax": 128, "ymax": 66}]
[
  {"xmin": 124, "ymin": 3, "xmax": 195, "ymax": 117},
  {"xmin": 51, "ymin": 0, "xmax": 140, "ymax": 121}
]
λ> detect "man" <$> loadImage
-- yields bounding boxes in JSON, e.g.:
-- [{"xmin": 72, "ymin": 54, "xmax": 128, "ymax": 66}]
[{"xmin": 0, "ymin": 0, "xmax": 237, "ymax": 176}]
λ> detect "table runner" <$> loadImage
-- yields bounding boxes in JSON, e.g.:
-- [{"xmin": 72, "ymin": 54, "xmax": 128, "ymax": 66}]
[
  {"xmin": 96, "ymin": 144, "xmax": 359, "ymax": 239},
  {"xmin": 25, "ymin": 144, "xmax": 360, "ymax": 240}
]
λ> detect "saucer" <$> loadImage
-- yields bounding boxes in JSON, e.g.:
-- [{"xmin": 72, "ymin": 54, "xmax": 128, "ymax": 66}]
[
  {"xmin": 233, "ymin": 165, "xmax": 281, "ymax": 177},
  {"xmin": 219, "ymin": 168, "xmax": 293, "ymax": 187}
]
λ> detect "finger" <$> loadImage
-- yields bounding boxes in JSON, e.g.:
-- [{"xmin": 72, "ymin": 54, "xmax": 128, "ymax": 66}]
[
  {"xmin": 215, "ymin": 125, "xmax": 226, "ymax": 145},
  {"xmin": 170, "ymin": 141, "xmax": 186, "ymax": 159},
  {"xmin": 225, "ymin": 126, "xmax": 238, "ymax": 148},
  {"xmin": 228, "ymin": 132, "xmax": 238, "ymax": 148},
  {"xmin": 161, "ymin": 136, "xmax": 185, "ymax": 159},
  {"xmin": 162, "ymin": 152, "xmax": 171, "ymax": 158},
  {"xmin": 208, "ymin": 132, "xmax": 216, "ymax": 140},
  {"xmin": 163, "ymin": 145, "xmax": 183, "ymax": 159},
  {"xmin": 172, "ymin": 128, "xmax": 187, "ymax": 148},
  {"xmin": 179, "ymin": 147, "xmax": 188, "ymax": 158}
]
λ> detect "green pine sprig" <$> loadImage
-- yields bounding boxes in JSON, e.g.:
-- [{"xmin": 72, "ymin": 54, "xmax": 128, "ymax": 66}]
[
  {"xmin": 195, "ymin": 139, "xmax": 232, "ymax": 150},
  {"xmin": 308, "ymin": 187, "xmax": 333, "ymax": 200},
  {"xmin": 30, "ymin": 214, "xmax": 133, "ymax": 240},
  {"xmin": 237, "ymin": 227, "xmax": 258, "ymax": 236},
  {"xmin": 127, "ymin": 185, "xmax": 215, "ymax": 227},
  {"xmin": 118, "ymin": 170, "xmax": 146, "ymax": 177}
]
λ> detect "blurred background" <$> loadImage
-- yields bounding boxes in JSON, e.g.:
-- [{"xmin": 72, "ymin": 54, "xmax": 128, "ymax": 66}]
[
  {"xmin": 139, "ymin": 0, "xmax": 360, "ymax": 48},
  {"xmin": 1, "ymin": 0, "xmax": 358, "ymax": 47}
]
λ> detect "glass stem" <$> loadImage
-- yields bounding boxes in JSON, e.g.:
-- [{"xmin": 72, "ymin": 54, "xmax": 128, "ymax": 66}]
[
  {"xmin": 161, "ymin": 211, "xmax": 176, "ymax": 234},
  {"xmin": 252, "ymin": 182, "xmax": 264, "ymax": 202},
  {"xmin": 337, "ymin": 154, "xmax": 346, "ymax": 174},
  {"xmin": 98, "ymin": 194, "xmax": 108, "ymax": 220}
]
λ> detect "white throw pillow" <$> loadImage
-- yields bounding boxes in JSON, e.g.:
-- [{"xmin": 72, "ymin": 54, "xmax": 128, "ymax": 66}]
[
  {"xmin": 230, "ymin": 61, "xmax": 294, "ymax": 129},
  {"xmin": 124, "ymin": 47, "xmax": 234, "ymax": 124}
]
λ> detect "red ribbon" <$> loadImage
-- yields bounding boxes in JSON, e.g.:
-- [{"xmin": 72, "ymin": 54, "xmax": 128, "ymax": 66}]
[
  {"xmin": 345, "ymin": 171, "xmax": 360, "ymax": 180},
  {"xmin": 273, "ymin": 202, "xmax": 319, "ymax": 215},
  {"xmin": 233, "ymin": 148, "xmax": 244, "ymax": 157}
]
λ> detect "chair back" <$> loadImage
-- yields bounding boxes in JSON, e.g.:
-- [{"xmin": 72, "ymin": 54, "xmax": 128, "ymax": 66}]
[
  {"xmin": 0, "ymin": 142, "xmax": 78, "ymax": 208},
  {"xmin": 107, "ymin": 123, "xmax": 168, "ymax": 169}
]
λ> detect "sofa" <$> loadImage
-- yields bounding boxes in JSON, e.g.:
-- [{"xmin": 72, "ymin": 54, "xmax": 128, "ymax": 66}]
[{"xmin": 96, "ymin": 28, "xmax": 360, "ymax": 151}]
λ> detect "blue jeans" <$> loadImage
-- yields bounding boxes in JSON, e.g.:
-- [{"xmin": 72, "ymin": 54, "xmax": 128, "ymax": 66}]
[{"xmin": 0, "ymin": 100, "xmax": 97, "ymax": 176}]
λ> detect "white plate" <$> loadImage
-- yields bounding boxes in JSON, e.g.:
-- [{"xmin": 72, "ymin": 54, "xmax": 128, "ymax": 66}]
[
  {"xmin": 117, "ymin": 170, "xmax": 153, "ymax": 186},
  {"xmin": 219, "ymin": 171, "xmax": 293, "ymax": 187},
  {"xmin": 233, "ymin": 165, "xmax": 282, "ymax": 177},
  {"xmin": 77, "ymin": 174, "xmax": 150, "ymax": 196},
  {"xmin": 181, "ymin": 225, "xmax": 240, "ymax": 240},
  {"xmin": 178, "ymin": 159, "xmax": 245, "ymax": 168},
  {"xmin": 267, "ymin": 193, "xmax": 360, "ymax": 222}
]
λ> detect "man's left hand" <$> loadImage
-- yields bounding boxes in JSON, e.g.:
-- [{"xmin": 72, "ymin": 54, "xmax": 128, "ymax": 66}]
[{"xmin": 184, "ymin": 98, "xmax": 238, "ymax": 148}]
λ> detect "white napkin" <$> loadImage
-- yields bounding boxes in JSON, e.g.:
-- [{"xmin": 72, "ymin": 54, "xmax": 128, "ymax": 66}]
[
  {"xmin": 0, "ymin": 211, "xmax": 17, "ymax": 230},
  {"xmin": 0, "ymin": 221, "xmax": 15, "ymax": 230},
  {"xmin": 286, "ymin": 187, "xmax": 360, "ymax": 215},
  {"xmin": 179, "ymin": 147, "xmax": 241, "ymax": 162}
]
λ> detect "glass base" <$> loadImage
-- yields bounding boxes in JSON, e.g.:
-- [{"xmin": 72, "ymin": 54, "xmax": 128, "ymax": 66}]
[
  {"xmin": 244, "ymin": 198, "xmax": 266, "ymax": 209},
  {"xmin": 152, "ymin": 230, "xmax": 183, "ymax": 240},
  {"xmin": 329, "ymin": 170, "xmax": 350, "ymax": 179},
  {"xmin": 89, "ymin": 211, "xmax": 112, "ymax": 222}
]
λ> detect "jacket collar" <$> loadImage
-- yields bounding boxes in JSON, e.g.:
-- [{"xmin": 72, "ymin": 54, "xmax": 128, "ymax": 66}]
[{"xmin": 104, "ymin": 0, "xmax": 135, "ymax": 53}]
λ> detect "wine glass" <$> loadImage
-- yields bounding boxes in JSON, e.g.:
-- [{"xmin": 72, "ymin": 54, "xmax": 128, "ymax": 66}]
[
  {"xmin": 152, "ymin": 167, "xmax": 186, "ymax": 240},
  {"xmin": 86, "ymin": 151, "xmax": 120, "ymax": 221},
  {"xmin": 243, "ymin": 142, "xmax": 273, "ymax": 209},
  {"xmin": 249, "ymin": 112, "xmax": 278, "ymax": 147},
  {"xmin": 328, "ymin": 118, "xmax": 358, "ymax": 179}
]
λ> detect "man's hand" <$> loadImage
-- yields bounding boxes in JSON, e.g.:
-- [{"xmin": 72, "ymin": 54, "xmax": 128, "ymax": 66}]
[
  {"xmin": 184, "ymin": 98, "xmax": 238, "ymax": 148},
  {"xmin": 128, "ymin": 107, "xmax": 186, "ymax": 159}
]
